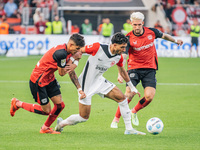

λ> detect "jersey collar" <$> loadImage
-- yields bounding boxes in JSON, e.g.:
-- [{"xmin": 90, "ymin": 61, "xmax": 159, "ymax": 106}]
[{"xmin": 132, "ymin": 27, "xmax": 145, "ymax": 37}]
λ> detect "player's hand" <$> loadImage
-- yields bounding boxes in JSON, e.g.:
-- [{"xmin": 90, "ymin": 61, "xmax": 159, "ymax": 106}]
[
  {"xmin": 65, "ymin": 63, "xmax": 77, "ymax": 73},
  {"xmin": 176, "ymin": 39, "xmax": 183, "ymax": 46},
  {"xmin": 117, "ymin": 73, "xmax": 124, "ymax": 83},
  {"xmin": 79, "ymin": 90, "xmax": 86, "ymax": 99},
  {"xmin": 73, "ymin": 51, "xmax": 82, "ymax": 60},
  {"xmin": 130, "ymin": 91, "xmax": 141, "ymax": 98}
]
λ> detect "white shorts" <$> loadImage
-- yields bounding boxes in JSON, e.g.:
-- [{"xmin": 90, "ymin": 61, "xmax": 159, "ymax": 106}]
[{"xmin": 78, "ymin": 76, "xmax": 116, "ymax": 105}]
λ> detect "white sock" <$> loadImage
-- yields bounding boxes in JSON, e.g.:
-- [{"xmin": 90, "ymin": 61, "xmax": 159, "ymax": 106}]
[
  {"xmin": 60, "ymin": 114, "xmax": 88, "ymax": 127},
  {"xmin": 118, "ymin": 98, "xmax": 133, "ymax": 130}
]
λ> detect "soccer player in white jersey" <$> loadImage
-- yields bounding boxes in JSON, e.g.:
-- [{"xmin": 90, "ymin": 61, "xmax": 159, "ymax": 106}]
[{"xmin": 55, "ymin": 32, "xmax": 146, "ymax": 135}]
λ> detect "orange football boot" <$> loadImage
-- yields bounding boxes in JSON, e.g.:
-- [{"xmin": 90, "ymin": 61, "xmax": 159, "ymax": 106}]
[
  {"xmin": 10, "ymin": 98, "xmax": 19, "ymax": 117},
  {"xmin": 40, "ymin": 128, "xmax": 61, "ymax": 134}
]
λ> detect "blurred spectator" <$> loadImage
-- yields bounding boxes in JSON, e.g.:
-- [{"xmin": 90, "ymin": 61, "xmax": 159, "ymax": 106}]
[
  {"xmin": 165, "ymin": 26, "xmax": 173, "ymax": 35},
  {"xmin": 71, "ymin": 24, "xmax": 80, "ymax": 34},
  {"xmin": 45, "ymin": 19, "xmax": 52, "ymax": 34},
  {"xmin": 97, "ymin": 18, "xmax": 105, "ymax": 35},
  {"xmin": 0, "ymin": 4, "xmax": 6, "ymax": 17},
  {"xmin": 190, "ymin": 19, "xmax": 200, "ymax": 57},
  {"xmin": 81, "ymin": 18, "xmax": 92, "ymax": 35},
  {"xmin": 4, "ymin": 0, "xmax": 18, "ymax": 17},
  {"xmin": 10, "ymin": 9, "xmax": 21, "ymax": 18},
  {"xmin": 33, "ymin": 8, "xmax": 44, "ymax": 24},
  {"xmin": 0, "ymin": 15, "xmax": 10, "ymax": 34},
  {"xmin": 52, "ymin": 15, "xmax": 63, "ymax": 34},
  {"xmin": 154, "ymin": 20, "xmax": 164, "ymax": 32},
  {"xmin": 101, "ymin": 18, "xmax": 114, "ymax": 44},
  {"xmin": 165, "ymin": 3, "xmax": 173, "ymax": 22},
  {"xmin": 122, "ymin": 19, "xmax": 132, "ymax": 35},
  {"xmin": 151, "ymin": 0, "xmax": 165, "ymax": 12},
  {"xmin": 35, "ymin": 16, "xmax": 46, "ymax": 34}
]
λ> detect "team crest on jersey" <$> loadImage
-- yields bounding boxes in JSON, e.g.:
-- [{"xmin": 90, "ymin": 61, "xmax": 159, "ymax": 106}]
[
  {"xmin": 61, "ymin": 59, "xmax": 66, "ymax": 67},
  {"xmin": 133, "ymin": 41, "xmax": 137, "ymax": 45},
  {"xmin": 111, "ymin": 61, "xmax": 115, "ymax": 66},
  {"xmin": 148, "ymin": 35, "xmax": 153, "ymax": 40}
]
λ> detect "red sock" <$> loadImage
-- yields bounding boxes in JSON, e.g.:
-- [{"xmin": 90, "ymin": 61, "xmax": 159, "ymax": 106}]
[
  {"xmin": 44, "ymin": 102, "xmax": 65, "ymax": 127},
  {"xmin": 21, "ymin": 102, "xmax": 49, "ymax": 115},
  {"xmin": 115, "ymin": 99, "xmax": 131, "ymax": 119},
  {"xmin": 132, "ymin": 97, "xmax": 151, "ymax": 113}
]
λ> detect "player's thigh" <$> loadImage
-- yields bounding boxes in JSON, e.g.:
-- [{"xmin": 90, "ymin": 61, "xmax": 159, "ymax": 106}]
[
  {"xmin": 141, "ymin": 69, "xmax": 157, "ymax": 89},
  {"xmin": 29, "ymin": 80, "xmax": 50, "ymax": 105},
  {"xmin": 79, "ymin": 103, "xmax": 91, "ymax": 119},
  {"xmin": 105, "ymin": 86, "xmax": 126, "ymax": 102},
  {"xmin": 144, "ymin": 87, "xmax": 156, "ymax": 101},
  {"xmin": 47, "ymin": 79, "xmax": 63, "ymax": 104},
  {"xmin": 128, "ymin": 69, "xmax": 140, "ymax": 87}
]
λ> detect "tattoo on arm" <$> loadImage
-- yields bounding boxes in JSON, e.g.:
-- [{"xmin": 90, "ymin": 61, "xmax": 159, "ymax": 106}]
[{"xmin": 69, "ymin": 70, "xmax": 81, "ymax": 89}]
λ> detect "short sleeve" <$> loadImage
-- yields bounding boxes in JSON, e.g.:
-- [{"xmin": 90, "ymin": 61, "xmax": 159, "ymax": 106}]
[
  {"xmin": 149, "ymin": 28, "xmax": 163, "ymax": 39},
  {"xmin": 53, "ymin": 49, "xmax": 67, "ymax": 68},
  {"xmin": 85, "ymin": 42, "xmax": 100, "ymax": 56},
  {"xmin": 116, "ymin": 55, "xmax": 124, "ymax": 67}
]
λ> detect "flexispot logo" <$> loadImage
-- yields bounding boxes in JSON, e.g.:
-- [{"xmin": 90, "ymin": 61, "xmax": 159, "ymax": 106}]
[{"xmin": 0, "ymin": 36, "xmax": 50, "ymax": 55}]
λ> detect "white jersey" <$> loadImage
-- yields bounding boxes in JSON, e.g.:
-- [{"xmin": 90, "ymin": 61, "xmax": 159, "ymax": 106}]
[{"xmin": 78, "ymin": 42, "xmax": 123, "ymax": 105}]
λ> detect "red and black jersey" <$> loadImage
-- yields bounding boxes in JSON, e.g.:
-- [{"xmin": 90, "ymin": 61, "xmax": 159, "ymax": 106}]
[
  {"xmin": 125, "ymin": 27, "xmax": 163, "ymax": 70},
  {"xmin": 30, "ymin": 44, "xmax": 72, "ymax": 87}
]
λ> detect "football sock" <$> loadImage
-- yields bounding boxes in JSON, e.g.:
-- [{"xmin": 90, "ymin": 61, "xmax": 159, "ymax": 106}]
[
  {"xmin": 44, "ymin": 102, "xmax": 65, "ymax": 127},
  {"xmin": 21, "ymin": 102, "xmax": 49, "ymax": 115},
  {"xmin": 118, "ymin": 98, "xmax": 133, "ymax": 130},
  {"xmin": 132, "ymin": 97, "xmax": 151, "ymax": 113},
  {"xmin": 60, "ymin": 114, "xmax": 88, "ymax": 127},
  {"xmin": 114, "ymin": 99, "xmax": 131, "ymax": 119}
]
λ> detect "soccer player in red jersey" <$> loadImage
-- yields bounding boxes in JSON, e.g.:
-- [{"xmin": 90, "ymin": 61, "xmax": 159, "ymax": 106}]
[
  {"xmin": 10, "ymin": 34, "xmax": 86, "ymax": 134},
  {"xmin": 110, "ymin": 12, "xmax": 183, "ymax": 128}
]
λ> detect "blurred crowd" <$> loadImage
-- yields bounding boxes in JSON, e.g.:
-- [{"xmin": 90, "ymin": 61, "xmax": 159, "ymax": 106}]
[{"xmin": 0, "ymin": 0, "xmax": 200, "ymax": 37}]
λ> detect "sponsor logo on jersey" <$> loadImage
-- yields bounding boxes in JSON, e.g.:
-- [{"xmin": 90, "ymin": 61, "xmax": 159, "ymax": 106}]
[
  {"xmin": 95, "ymin": 65, "xmax": 108, "ymax": 72},
  {"xmin": 61, "ymin": 59, "xmax": 66, "ymax": 67},
  {"xmin": 98, "ymin": 58, "xmax": 103, "ymax": 61},
  {"xmin": 87, "ymin": 44, "xmax": 93, "ymax": 48},
  {"xmin": 133, "ymin": 42, "xmax": 154, "ymax": 51},
  {"xmin": 148, "ymin": 35, "xmax": 153, "ymax": 40}
]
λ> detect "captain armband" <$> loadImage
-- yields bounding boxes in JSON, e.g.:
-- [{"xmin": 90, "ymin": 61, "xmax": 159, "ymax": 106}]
[{"xmin": 127, "ymin": 81, "xmax": 138, "ymax": 93}]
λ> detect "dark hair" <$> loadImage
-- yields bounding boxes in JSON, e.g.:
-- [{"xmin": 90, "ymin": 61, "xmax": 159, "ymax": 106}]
[
  {"xmin": 111, "ymin": 32, "xmax": 128, "ymax": 44},
  {"xmin": 70, "ymin": 33, "xmax": 85, "ymax": 47}
]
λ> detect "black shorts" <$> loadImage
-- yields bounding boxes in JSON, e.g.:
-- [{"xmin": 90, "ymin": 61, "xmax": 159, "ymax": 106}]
[
  {"xmin": 29, "ymin": 79, "xmax": 61, "ymax": 105},
  {"xmin": 127, "ymin": 69, "xmax": 157, "ymax": 89},
  {"xmin": 191, "ymin": 37, "xmax": 198, "ymax": 46}
]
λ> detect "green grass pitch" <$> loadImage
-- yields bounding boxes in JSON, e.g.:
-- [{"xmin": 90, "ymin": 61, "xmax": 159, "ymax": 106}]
[{"xmin": 0, "ymin": 55, "xmax": 200, "ymax": 150}]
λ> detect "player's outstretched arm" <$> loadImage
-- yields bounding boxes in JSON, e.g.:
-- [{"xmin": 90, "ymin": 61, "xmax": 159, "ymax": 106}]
[
  {"xmin": 68, "ymin": 70, "xmax": 86, "ymax": 99},
  {"xmin": 117, "ymin": 66, "xmax": 140, "ymax": 97},
  {"xmin": 162, "ymin": 33, "xmax": 183, "ymax": 46},
  {"xmin": 117, "ymin": 53, "xmax": 128, "ymax": 83}
]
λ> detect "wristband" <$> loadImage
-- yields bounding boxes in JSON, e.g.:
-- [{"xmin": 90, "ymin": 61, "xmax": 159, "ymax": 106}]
[
  {"xmin": 77, "ymin": 88, "xmax": 82, "ymax": 92},
  {"xmin": 74, "ymin": 60, "xmax": 79, "ymax": 66},
  {"xmin": 70, "ymin": 57, "xmax": 75, "ymax": 62},
  {"xmin": 174, "ymin": 39, "xmax": 177, "ymax": 43},
  {"xmin": 127, "ymin": 81, "xmax": 138, "ymax": 93}
]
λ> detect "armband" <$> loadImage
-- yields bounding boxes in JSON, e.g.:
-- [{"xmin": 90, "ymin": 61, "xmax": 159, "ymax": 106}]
[
  {"xmin": 127, "ymin": 81, "xmax": 138, "ymax": 93},
  {"xmin": 70, "ymin": 57, "xmax": 75, "ymax": 62},
  {"xmin": 74, "ymin": 60, "xmax": 79, "ymax": 66}
]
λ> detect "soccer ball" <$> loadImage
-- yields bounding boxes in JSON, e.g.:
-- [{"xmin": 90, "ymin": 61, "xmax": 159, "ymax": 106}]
[{"xmin": 146, "ymin": 117, "xmax": 164, "ymax": 135}]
